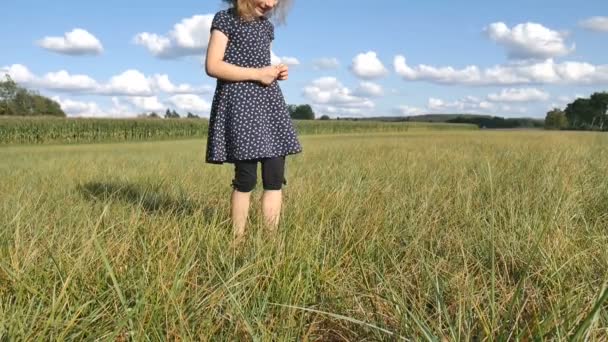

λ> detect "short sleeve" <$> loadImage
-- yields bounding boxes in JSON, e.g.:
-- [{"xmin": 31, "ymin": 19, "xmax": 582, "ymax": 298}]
[{"xmin": 211, "ymin": 10, "xmax": 233, "ymax": 38}]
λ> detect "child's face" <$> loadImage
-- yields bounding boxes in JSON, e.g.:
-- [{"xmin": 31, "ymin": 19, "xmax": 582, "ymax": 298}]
[{"xmin": 252, "ymin": 0, "xmax": 278, "ymax": 17}]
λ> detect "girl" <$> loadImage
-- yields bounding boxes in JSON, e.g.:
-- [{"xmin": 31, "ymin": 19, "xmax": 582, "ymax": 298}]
[{"xmin": 205, "ymin": 0, "xmax": 302, "ymax": 243}]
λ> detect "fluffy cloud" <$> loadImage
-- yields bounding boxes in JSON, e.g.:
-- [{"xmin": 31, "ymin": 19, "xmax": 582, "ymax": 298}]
[
  {"xmin": 151, "ymin": 74, "xmax": 212, "ymax": 94},
  {"xmin": 303, "ymin": 77, "xmax": 374, "ymax": 109},
  {"xmin": 271, "ymin": 52, "xmax": 300, "ymax": 66},
  {"xmin": 350, "ymin": 51, "xmax": 388, "ymax": 79},
  {"xmin": 1, "ymin": 64, "xmax": 212, "ymax": 96},
  {"xmin": 99, "ymin": 70, "xmax": 154, "ymax": 96},
  {"xmin": 52, "ymin": 96, "xmax": 106, "ymax": 117},
  {"xmin": 487, "ymin": 88, "xmax": 550, "ymax": 102},
  {"xmin": 579, "ymin": 17, "xmax": 608, "ymax": 32},
  {"xmin": 134, "ymin": 15, "xmax": 214, "ymax": 58},
  {"xmin": 313, "ymin": 57, "xmax": 340, "ymax": 70},
  {"xmin": 128, "ymin": 96, "xmax": 166, "ymax": 112},
  {"xmin": 1, "ymin": 64, "xmax": 36, "ymax": 84},
  {"xmin": 428, "ymin": 96, "xmax": 495, "ymax": 113},
  {"xmin": 41, "ymin": 70, "xmax": 99, "ymax": 92},
  {"xmin": 485, "ymin": 22, "xmax": 574, "ymax": 60},
  {"xmin": 313, "ymin": 105, "xmax": 369, "ymax": 118},
  {"xmin": 353, "ymin": 81, "xmax": 384, "ymax": 97},
  {"xmin": 37, "ymin": 29, "xmax": 104, "ymax": 55},
  {"xmin": 393, "ymin": 55, "xmax": 608, "ymax": 86},
  {"xmin": 394, "ymin": 105, "xmax": 425, "ymax": 116},
  {"xmin": 168, "ymin": 94, "xmax": 211, "ymax": 114}
]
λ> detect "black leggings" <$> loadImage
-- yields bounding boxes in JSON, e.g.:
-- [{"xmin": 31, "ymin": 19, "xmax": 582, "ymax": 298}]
[{"xmin": 231, "ymin": 156, "xmax": 287, "ymax": 192}]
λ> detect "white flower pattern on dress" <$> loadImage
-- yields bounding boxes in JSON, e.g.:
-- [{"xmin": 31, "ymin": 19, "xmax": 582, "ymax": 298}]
[{"xmin": 205, "ymin": 8, "xmax": 303, "ymax": 164}]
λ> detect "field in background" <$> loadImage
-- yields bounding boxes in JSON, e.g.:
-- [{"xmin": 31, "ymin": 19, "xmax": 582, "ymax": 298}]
[
  {"xmin": 0, "ymin": 116, "xmax": 477, "ymax": 145},
  {"xmin": 1, "ymin": 130, "xmax": 607, "ymax": 340}
]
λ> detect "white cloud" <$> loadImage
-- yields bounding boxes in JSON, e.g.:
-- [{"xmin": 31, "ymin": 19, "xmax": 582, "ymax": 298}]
[
  {"xmin": 394, "ymin": 105, "xmax": 425, "ymax": 116},
  {"xmin": 37, "ymin": 29, "xmax": 103, "ymax": 55},
  {"xmin": 129, "ymin": 96, "xmax": 166, "ymax": 112},
  {"xmin": 168, "ymin": 94, "xmax": 211, "ymax": 115},
  {"xmin": 393, "ymin": 55, "xmax": 608, "ymax": 86},
  {"xmin": 1, "ymin": 64, "xmax": 36, "ymax": 84},
  {"xmin": 150, "ymin": 74, "xmax": 212, "ymax": 94},
  {"xmin": 313, "ymin": 57, "xmax": 340, "ymax": 70},
  {"xmin": 313, "ymin": 105, "xmax": 368, "ymax": 118},
  {"xmin": 427, "ymin": 96, "xmax": 495, "ymax": 113},
  {"xmin": 350, "ymin": 51, "xmax": 388, "ymax": 79},
  {"xmin": 487, "ymin": 88, "xmax": 550, "ymax": 102},
  {"xmin": 52, "ymin": 96, "xmax": 106, "ymax": 117},
  {"xmin": 100, "ymin": 69, "xmax": 154, "ymax": 96},
  {"xmin": 134, "ymin": 15, "xmax": 214, "ymax": 58},
  {"xmin": 485, "ymin": 22, "xmax": 574, "ymax": 60},
  {"xmin": 1, "ymin": 64, "xmax": 212, "ymax": 97},
  {"xmin": 353, "ymin": 81, "xmax": 384, "ymax": 97},
  {"xmin": 580, "ymin": 17, "xmax": 608, "ymax": 32},
  {"xmin": 271, "ymin": 52, "xmax": 300, "ymax": 66},
  {"xmin": 41, "ymin": 70, "xmax": 99, "ymax": 91},
  {"xmin": 2, "ymin": 64, "xmax": 99, "ymax": 92},
  {"xmin": 303, "ymin": 77, "xmax": 375, "ymax": 109}
]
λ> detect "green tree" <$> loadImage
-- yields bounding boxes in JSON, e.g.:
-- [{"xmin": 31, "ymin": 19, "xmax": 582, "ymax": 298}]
[
  {"xmin": 319, "ymin": 114, "xmax": 330, "ymax": 120},
  {"xmin": 565, "ymin": 93, "xmax": 608, "ymax": 130},
  {"xmin": 0, "ymin": 75, "xmax": 65, "ymax": 116},
  {"xmin": 545, "ymin": 108, "xmax": 568, "ymax": 130},
  {"xmin": 291, "ymin": 104, "xmax": 315, "ymax": 120},
  {"xmin": 187, "ymin": 112, "xmax": 200, "ymax": 119},
  {"xmin": 287, "ymin": 104, "xmax": 297, "ymax": 118},
  {"xmin": 590, "ymin": 92, "xmax": 608, "ymax": 130}
]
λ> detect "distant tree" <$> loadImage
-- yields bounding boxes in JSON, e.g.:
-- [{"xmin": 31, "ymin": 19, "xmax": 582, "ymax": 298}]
[
  {"xmin": 319, "ymin": 114, "xmax": 330, "ymax": 120},
  {"xmin": 545, "ymin": 108, "xmax": 568, "ymax": 130},
  {"xmin": 564, "ymin": 93, "xmax": 608, "ymax": 130},
  {"xmin": 291, "ymin": 104, "xmax": 315, "ymax": 120},
  {"xmin": 164, "ymin": 108, "xmax": 181, "ymax": 118},
  {"xmin": 0, "ymin": 75, "xmax": 65, "ymax": 116},
  {"xmin": 187, "ymin": 112, "xmax": 200, "ymax": 119},
  {"xmin": 287, "ymin": 104, "xmax": 297, "ymax": 118},
  {"xmin": 590, "ymin": 92, "xmax": 608, "ymax": 130}
]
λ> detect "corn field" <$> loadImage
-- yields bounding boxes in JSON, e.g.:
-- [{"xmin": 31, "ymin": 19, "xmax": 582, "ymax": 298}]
[{"xmin": 0, "ymin": 116, "xmax": 477, "ymax": 145}]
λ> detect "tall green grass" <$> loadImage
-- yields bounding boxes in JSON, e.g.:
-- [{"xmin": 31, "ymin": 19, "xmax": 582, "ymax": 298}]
[
  {"xmin": 0, "ymin": 130, "xmax": 606, "ymax": 340},
  {"xmin": 0, "ymin": 116, "xmax": 477, "ymax": 145}
]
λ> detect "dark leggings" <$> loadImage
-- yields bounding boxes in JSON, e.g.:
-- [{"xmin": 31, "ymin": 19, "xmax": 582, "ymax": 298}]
[{"xmin": 231, "ymin": 156, "xmax": 287, "ymax": 192}]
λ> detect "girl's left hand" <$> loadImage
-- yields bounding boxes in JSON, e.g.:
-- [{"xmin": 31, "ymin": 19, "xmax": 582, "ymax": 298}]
[{"xmin": 277, "ymin": 64, "xmax": 289, "ymax": 81}]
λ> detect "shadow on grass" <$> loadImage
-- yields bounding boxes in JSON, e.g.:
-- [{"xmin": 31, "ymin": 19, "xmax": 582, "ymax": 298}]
[{"xmin": 77, "ymin": 181, "xmax": 213, "ymax": 217}]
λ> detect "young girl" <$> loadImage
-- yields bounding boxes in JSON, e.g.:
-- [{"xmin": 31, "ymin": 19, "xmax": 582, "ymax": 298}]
[{"xmin": 205, "ymin": 0, "xmax": 302, "ymax": 243}]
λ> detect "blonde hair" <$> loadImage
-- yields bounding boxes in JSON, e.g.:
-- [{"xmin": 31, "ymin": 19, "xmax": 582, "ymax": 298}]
[{"xmin": 221, "ymin": 0, "xmax": 292, "ymax": 24}]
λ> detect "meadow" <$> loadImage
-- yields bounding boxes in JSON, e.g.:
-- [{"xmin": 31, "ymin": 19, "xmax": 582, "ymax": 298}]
[{"xmin": 1, "ymin": 128, "xmax": 607, "ymax": 340}]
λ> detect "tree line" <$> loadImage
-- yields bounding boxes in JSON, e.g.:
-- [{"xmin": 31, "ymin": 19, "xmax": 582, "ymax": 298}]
[
  {"xmin": 545, "ymin": 92, "xmax": 608, "ymax": 131},
  {"xmin": 138, "ymin": 109, "xmax": 202, "ymax": 119},
  {"xmin": 0, "ymin": 75, "xmax": 65, "ymax": 117}
]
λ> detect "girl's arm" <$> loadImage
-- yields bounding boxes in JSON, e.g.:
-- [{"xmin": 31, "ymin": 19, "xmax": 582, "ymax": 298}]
[{"xmin": 206, "ymin": 30, "xmax": 279, "ymax": 85}]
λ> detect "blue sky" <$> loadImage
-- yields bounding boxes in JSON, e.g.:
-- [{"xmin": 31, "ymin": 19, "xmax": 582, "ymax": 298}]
[{"xmin": 2, "ymin": 0, "xmax": 607, "ymax": 118}]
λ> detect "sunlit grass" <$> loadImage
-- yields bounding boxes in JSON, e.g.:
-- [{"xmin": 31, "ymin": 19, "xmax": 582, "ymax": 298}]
[{"xmin": 1, "ymin": 130, "xmax": 607, "ymax": 340}]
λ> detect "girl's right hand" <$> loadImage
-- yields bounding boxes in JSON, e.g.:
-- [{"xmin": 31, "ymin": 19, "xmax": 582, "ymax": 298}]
[{"xmin": 257, "ymin": 66, "xmax": 280, "ymax": 86}]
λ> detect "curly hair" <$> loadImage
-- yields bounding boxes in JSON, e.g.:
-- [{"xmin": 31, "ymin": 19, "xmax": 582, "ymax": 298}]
[{"xmin": 221, "ymin": 0, "xmax": 292, "ymax": 24}]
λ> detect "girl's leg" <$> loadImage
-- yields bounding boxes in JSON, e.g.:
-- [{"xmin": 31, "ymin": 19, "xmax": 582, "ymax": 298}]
[
  {"xmin": 231, "ymin": 159, "xmax": 258, "ymax": 239},
  {"xmin": 261, "ymin": 156, "xmax": 286, "ymax": 231},
  {"xmin": 231, "ymin": 190, "xmax": 252, "ymax": 239}
]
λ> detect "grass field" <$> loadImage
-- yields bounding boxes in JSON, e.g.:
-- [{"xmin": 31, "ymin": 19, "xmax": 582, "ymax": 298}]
[{"xmin": 1, "ymin": 130, "xmax": 607, "ymax": 340}]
